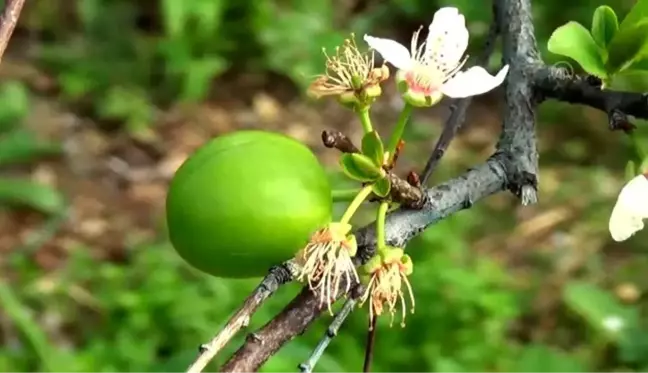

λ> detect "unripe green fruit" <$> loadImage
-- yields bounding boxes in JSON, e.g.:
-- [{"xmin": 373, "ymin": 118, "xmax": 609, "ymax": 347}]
[{"xmin": 166, "ymin": 130, "xmax": 332, "ymax": 278}]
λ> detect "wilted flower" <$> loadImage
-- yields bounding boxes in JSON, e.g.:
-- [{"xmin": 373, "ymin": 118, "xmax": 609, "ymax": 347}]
[
  {"xmin": 295, "ymin": 222, "xmax": 360, "ymax": 313},
  {"xmin": 363, "ymin": 7, "xmax": 509, "ymax": 106},
  {"xmin": 360, "ymin": 248, "xmax": 414, "ymax": 328},
  {"xmin": 609, "ymin": 173, "xmax": 648, "ymax": 242},
  {"xmin": 308, "ymin": 35, "xmax": 389, "ymax": 104}
]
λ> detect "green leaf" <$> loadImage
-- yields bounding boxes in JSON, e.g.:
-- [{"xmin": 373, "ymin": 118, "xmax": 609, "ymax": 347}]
[
  {"xmin": 0, "ymin": 129, "xmax": 62, "ymax": 167},
  {"xmin": 372, "ymin": 176, "xmax": 391, "ymax": 198},
  {"xmin": 361, "ymin": 131, "xmax": 384, "ymax": 167},
  {"xmin": 339, "ymin": 153, "xmax": 383, "ymax": 182},
  {"xmin": 512, "ymin": 344, "xmax": 588, "ymax": 372},
  {"xmin": 0, "ymin": 177, "xmax": 65, "ymax": 214},
  {"xmin": 547, "ymin": 21, "xmax": 608, "ymax": 78},
  {"xmin": 618, "ymin": 0, "xmax": 648, "ymax": 31},
  {"xmin": 606, "ymin": 21, "xmax": 648, "ymax": 74},
  {"xmin": 591, "ymin": 6, "xmax": 618, "ymax": 49},
  {"xmin": 563, "ymin": 281, "xmax": 639, "ymax": 343},
  {"xmin": 626, "ymin": 58, "xmax": 648, "ymax": 72}
]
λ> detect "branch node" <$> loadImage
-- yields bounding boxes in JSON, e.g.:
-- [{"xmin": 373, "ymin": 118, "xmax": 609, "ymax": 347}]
[
  {"xmin": 387, "ymin": 171, "xmax": 427, "ymax": 209},
  {"xmin": 608, "ymin": 109, "xmax": 636, "ymax": 133},
  {"xmin": 247, "ymin": 333, "xmax": 264, "ymax": 345}
]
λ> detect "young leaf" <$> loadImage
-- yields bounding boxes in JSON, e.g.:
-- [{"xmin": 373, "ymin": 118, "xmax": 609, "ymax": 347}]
[
  {"xmin": 547, "ymin": 21, "xmax": 608, "ymax": 78},
  {"xmin": 0, "ymin": 177, "xmax": 66, "ymax": 215},
  {"xmin": 618, "ymin": 0, "xmax": 648, "ymax": 31},
  {"xmin": 591, "ymin": 6, "xmax": 618, "ymax": 49},
  {"xmin": 339, "ymin": 153, "xmax": 383, "ymax": 182},
  {"xmin": 361, "ymin": 131, "xmax": 384, "ymax": 167},
  {"xmin": 372, "ymin": 176, "xmax": 391, "ymax": 198},
  {"xmin": 606, "ymin": 21, "xmax": 648, "ymax": 74}
]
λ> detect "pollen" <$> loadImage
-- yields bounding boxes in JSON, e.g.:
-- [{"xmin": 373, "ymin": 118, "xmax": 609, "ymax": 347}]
[
  {"xmin": 308, "ymin": 35, "xmax": 379, "ymax": 98},
  {"xmin": 295, "ymin": 223, "xmax": 360, "ymax": 314}
]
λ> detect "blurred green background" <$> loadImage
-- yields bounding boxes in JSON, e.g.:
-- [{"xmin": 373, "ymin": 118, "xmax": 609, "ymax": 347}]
[{"xmin": 1, "ymin": 0, "xmax": 648, "ymax": 371}]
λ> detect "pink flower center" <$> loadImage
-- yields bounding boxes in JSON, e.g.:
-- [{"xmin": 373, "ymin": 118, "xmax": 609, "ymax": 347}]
[{"xmin": 404, "ymin": 64, "xmax": 444, "ymax": 96}]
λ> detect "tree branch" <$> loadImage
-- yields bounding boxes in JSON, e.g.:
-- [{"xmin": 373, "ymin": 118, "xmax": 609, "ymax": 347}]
[
  {"xmin": 0, "ymin": 0, "xmax": 24, "ymax": 64},
  {"xmin": 533, "ymin": 67, "xmax": 648, "ymax": 131},
  {"xmin": 217, "ymin": 0, "xmax": 648, "ymax": 368},
  {"xmin": 218, "ymin": 1, "xmax": 543, "ymax": 370},
  {"xmin": 186, "ymin": 264, "xmax": 294, "ymax": 373}
]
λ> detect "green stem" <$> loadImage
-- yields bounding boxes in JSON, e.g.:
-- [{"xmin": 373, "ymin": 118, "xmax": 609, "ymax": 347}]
[
  {"xmin": 357, "ymin": 107, "xmax": 373, "ymax": 134},
  {"xmin": 376, "ymin": 201, "xmax": 389, "ymax": 251},
  {"xmin": 340, "ymin": 184, "xmax": 374, "ymax": 225},
  {"xmin": 386, "ymin": 103, "xmax": 413, "ymax": 162},
  {"xmin": 332, "ymin": 188, "xmax": 362, "ymax": 202}
]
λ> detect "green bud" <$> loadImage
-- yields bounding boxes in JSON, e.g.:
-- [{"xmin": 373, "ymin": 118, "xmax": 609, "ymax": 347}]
[
  {"xmin": 380, "ymin": 246, "xmax": 404, "ymax": 264},
  {"xmin": 361, "ymin": 254, "xmax": 382, "ymax": 275}
]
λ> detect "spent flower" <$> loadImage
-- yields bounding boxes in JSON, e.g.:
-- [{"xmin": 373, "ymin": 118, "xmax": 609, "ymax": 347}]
[
  {"xmin": 295, "ymin": 222, "xmax": 360, "ymax": 313},
  {"xmin": 360, "ymin": 248, "xmax": 415, "ymax": 328},
  {"xmin": 308, "ymin": 35, "xmax": 389, "ymax": 106},
  {"xmin": 364, "ymin": 7, "xmax": 509, "ymax": 107},
  {"xmin": 609, "ymin": 173, "xmax": 648, "ymax": 242}
]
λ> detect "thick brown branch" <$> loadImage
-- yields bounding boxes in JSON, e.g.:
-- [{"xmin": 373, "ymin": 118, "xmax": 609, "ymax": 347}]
[
  {"xmin": 220, "ymin": 286, "xmax": 332, "ymax": 372},
  {"xmin": 186, "ymin": 264, "xmax": 293, "ymax": 372},
  {"xmin": 0, "ymin": 0, "xmax": 24, "ymax": 64}
]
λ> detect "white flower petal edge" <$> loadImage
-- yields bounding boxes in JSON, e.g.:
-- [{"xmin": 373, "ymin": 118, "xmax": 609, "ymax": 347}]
[
  {"xmin": 426, "ymin": 7, "xmax": 469, "ymax": 72},
  {"xmin": 363, "ymin": 35, "xmax": 412, "ymax": 70},
  {"xmin": 609, "ymin": 174, "xmax": 648, "ymax": 242},
  {"xmin": 440, "ymin": 65, "xmax": 510, "ymax": 98}
]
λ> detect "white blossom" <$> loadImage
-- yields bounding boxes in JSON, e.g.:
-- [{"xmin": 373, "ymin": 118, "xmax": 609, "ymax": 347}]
[
  {"xmin": 609, "ymin": 173, "xmax": 648, "ymax": 242},
  {"xmin": 363, "ymin": 7, "xmax": 509, "ymax": 99}
]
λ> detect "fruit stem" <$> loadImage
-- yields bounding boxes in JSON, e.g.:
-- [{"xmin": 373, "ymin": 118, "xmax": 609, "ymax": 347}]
[
  {"xmin": 340, "ymin": 184, "xmax": 374, "ymax": 224},
  {"xmin": 386, "ymin": 103, "xmax": 413, "ymax": 163},
  {"xmin": 332, "ymin": 188, "xmax": 363, "ymax": 202},
  {"xmin": 376, "ymin": 201, "xmax": 389, "ymax": 251},
  {"xmin": 357, "ymin": 107, "xmax": 373, "ymax": 134}
]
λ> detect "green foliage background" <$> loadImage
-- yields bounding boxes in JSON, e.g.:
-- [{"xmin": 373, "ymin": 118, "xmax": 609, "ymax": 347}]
[{"xmin": 2, "ymin": 0, "xmax": 648, "ymax": 372}]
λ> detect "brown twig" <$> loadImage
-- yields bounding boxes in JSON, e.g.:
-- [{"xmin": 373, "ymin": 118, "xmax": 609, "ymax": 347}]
[
  {"xmin": 0, "ymin": 0, "xmax": 25, "ymax": 64},
  {"xmin": 186, "ymin": 264, "xmax": 294, "ymax": 373},
  {"xmin": 363, "ymin": 318, "xmax": 377, "ymax": 372}
]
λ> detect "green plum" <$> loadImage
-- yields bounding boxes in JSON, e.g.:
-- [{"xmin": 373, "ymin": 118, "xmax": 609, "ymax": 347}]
[{"xmin": 166, "ymin": 130, "xmax": 332, "ymax": 278}]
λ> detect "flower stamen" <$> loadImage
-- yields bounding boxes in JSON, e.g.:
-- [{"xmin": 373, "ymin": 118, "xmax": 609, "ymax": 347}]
[{"xmin": 295, "ymin": 223, "xmax": 359, "ymax": 313}]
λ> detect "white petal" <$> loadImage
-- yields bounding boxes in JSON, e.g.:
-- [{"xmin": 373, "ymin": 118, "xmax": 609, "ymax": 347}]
[
  {"xmin": 609, "ymin": 174, "xmax": 648, "ymax": 242},
  {"xmin": 363, "ymin": 35, "xmax": 412, "ymax": 70},
  {"xmin": 440, "ymin": 65, "xmax": 509, "ymax": 98},
  {"xmin": 425, "ymin": 7, "xmax": 469, "ymax": 71}
]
